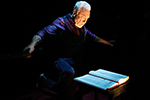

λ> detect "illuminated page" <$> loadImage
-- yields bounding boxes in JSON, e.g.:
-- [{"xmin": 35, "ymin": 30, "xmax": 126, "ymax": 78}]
[
  {"xmin": 74, "ymin": 74, "xmax": 116, "ymax": 90},
  {"xmin": 89, "ymin": 69, "xmax": 129, "ymax": 82}
]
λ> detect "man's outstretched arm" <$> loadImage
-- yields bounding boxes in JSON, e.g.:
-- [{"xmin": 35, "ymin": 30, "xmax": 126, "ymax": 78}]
[
  {"xmin": 94, "ymin": 36, "xmax": 115, "ymax": 46},
  {"xmin": 24, "ymin": 35, "xmax": 42, "ymax": 54}
]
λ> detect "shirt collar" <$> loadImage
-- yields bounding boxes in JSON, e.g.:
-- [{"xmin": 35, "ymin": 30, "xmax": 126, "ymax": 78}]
[{"xmin": 66, "ymin": 13, "xmax": 75, "ymax": 26}]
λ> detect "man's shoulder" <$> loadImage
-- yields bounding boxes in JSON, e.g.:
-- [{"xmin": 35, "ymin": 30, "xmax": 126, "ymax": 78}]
[
  {"xmin": 52, "ymin": 15, "xmax": 66, "ymax": 30},
  {"xmin": 55, "ymin": 13, "xmax": 71, "ymax": 24},
  {"xmin": 53, "ymin": 13, "xmax": 73, "ymax": 25}
]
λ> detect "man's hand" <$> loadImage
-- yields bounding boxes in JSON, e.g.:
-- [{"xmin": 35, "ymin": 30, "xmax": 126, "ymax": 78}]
[
  {"xmin": 98, "ymin": 39, "xmax": 115, "ymax": 46},
  {"xmin": 23, "ymin": 43, "xmax": 35, "ymax": 58},
  {"xmin": 24, "ymin": 43, "xmax": 35, "ymax": 54},
  {"xmin": 23, "ymin": 35, "xmax": 42, "ymax": 58},
  {"xmin": 107, "ymin": 40, "xmax": 116, "ymax": 46}
]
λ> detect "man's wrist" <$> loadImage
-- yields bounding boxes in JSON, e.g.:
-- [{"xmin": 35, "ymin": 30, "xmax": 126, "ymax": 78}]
[
  {"xmin": 94, "ymin": 36, "xmax": 102, "ymax": 42},
  {"xmin": 32, "ymin": 35, "xmax": 42, "ymax": 46}
]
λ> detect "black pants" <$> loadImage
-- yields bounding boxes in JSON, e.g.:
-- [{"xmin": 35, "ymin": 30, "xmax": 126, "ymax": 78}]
[{"xmin": 43, "ymin": 58, "xmax": 78, "ymax": 100}]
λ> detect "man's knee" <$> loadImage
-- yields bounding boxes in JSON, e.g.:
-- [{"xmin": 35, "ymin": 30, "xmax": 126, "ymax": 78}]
[
  {"xmin": 55, "ymin": 58, "xmax": 75, "ymax": 77},
  {"xmin": 64, "ymin": 67, "xmax": 75, "ymax": 80}
]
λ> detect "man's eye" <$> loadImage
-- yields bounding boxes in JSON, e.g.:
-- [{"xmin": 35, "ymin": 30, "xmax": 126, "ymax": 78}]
[{"xmin": 80, "ymin": 15, "xmax": 83, "ymax": 18}]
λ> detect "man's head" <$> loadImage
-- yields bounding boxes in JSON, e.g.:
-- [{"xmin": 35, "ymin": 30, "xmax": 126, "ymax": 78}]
[{"xmin": 72, "ymin": 1, "xmax": 91, "ymax": 28}]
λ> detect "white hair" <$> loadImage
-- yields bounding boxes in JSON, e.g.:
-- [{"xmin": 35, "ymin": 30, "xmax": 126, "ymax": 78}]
[{"xmin": 73, "ymin": 1, "xmax": 91, "ymax": 14}]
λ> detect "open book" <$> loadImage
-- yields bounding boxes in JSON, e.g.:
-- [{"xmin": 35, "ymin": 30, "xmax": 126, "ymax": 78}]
[{"xmin": 74, "ymin": 69, "xmax": 129, "ymax": 90}]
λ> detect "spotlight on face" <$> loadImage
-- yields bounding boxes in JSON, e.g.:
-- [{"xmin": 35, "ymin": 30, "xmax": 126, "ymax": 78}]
[{"xmin": 73, "ymin": 8, "xmax": 90, "ymax": 28}]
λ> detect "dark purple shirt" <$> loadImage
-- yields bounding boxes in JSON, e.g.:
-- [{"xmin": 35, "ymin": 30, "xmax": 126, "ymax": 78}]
[{"xmin": 36, "ymin": 13, "xmax": 96, "ymax": 65}]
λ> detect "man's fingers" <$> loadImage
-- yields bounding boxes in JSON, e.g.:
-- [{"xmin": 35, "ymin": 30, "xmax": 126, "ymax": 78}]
[
  {"xmin": 25, "ymin": 55, "xmax": 32, "ymax": 58},
  {"xmin": 23, "ymin": 48, "xmax": 33, "ymax": 58},
  {"xmin": 109, "ymin": 43, "xmax": 114, "ymax": 46}
]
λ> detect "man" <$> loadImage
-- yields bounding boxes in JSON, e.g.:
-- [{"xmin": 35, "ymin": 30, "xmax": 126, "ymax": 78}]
[{"xmin": 24, "ymin": 1, "xmax": 114, "ymax": 100}]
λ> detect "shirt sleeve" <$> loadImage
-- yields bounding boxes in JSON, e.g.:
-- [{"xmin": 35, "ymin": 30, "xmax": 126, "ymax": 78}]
[
  {"xmin": 36, "ymin": 17, "xmax": 65, "ymax": 40},
  {"xmin": 85, "ymin": 27, "xmax": 96, "ymax": 41}
]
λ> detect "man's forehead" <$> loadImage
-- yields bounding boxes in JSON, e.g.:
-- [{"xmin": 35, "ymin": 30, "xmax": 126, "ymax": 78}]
[{"xmin": 79, "ymin": 8, "xmax": 90, "ymax": 17}]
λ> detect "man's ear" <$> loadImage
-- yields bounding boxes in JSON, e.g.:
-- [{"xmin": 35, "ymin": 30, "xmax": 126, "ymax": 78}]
[{"xmin": 72, "ymin": 10, "xmax": 77, "ymax": 17}]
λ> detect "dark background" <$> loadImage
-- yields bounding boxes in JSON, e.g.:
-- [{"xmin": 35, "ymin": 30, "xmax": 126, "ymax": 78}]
[{"xmin": 1, "ymin": 0, "xmax": 150, "ymax": 99}]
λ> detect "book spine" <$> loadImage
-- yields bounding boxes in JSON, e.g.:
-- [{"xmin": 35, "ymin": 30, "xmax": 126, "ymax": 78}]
[{"xmin": 88, "ymin": 74, "xmax": 119, "ymax": 84}]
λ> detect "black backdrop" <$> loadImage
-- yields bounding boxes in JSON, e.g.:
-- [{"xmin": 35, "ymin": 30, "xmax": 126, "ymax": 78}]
[{"xmin": 1, "ymin": 1, "xmax": 150, "ymax": 99}]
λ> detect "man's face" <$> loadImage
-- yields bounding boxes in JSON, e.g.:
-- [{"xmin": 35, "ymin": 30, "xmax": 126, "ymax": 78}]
[{"xmin": 73, "ymin": 8, "xmax": 90, "ymax": 28}]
